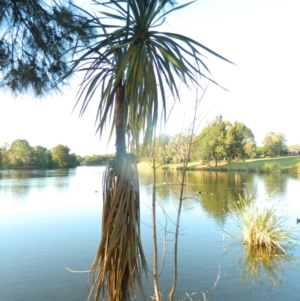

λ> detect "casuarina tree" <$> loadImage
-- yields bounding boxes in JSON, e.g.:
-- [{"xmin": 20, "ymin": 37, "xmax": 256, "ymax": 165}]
[{"xmin": 0, "ymin": 0, "xmax": 93, "ymax": 95}]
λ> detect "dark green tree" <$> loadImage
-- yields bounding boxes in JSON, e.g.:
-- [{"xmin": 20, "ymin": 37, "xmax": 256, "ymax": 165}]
[
  {"xmin": 263, "ymin": 132, "xmax": 287, "ymax": 157},
  {"xmin": 1, "ymin": 144, "xmax": 10, "ymax": 169},
  {"xmin": 257, "ymin": 145, "xmax": 269, "ymax": 157},
  {"xmin": 194, "ymin": 116, "xmax": 229, "ymax": 166},
  {"xmin": 67, "ymin": 152, "xmax": 79, "ymax": 168},
  {"xmin": 46, "ymin": 149, "xmax": 54, "ymax": 168},
  {"xmin": 31, "ymin": 145, "xmax": 50, "ymax": 169},
  {"xmin": 8, "ymin": 139, "xmax": 33, "ymax": 168},
  {"xmin": 166, "ymin": 133, "xmax": 190, "ymax": 164},
  {"xmin": 51, "ymin": 144, "xmax": 78, "ymax": 168},
  {"xmin": 225, "ymin": 121, "xmax": 256, "ymax": 162}
]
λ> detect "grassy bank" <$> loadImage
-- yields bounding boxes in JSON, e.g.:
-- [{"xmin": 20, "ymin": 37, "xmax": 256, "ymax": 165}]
[{"xmin": 138, "ymin": 156, "xmax": 300, "ymax": 174}]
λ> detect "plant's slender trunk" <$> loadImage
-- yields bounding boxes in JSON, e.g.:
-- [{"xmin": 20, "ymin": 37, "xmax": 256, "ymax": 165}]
[
  {"xmin": 93, "ymin": 80, "xmax": 145, "ymax": 301},
  {"xmin": 114, "ymin": 81, "xmax": 128, "ymax": 301},
  {"xmin": 115, "ymin": 82, "xmax": 127, "ymax": 167}
]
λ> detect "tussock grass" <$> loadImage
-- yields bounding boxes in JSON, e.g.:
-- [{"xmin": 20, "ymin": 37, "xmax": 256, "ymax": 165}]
[{"xmin": 231, "ymin": 194, "xmax": 296, "ymax": 256}]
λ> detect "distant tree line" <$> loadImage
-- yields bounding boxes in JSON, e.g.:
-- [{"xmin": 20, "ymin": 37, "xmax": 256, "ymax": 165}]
[
  {"xmin": 81, "ymin": 154, "xmax": 115, "ymax": 166},
  {"xmin": 142, "ymin": 116, "xmax": 294, "ymax": 166},
  {"xmin": 0, "ymin": 139, "xmax": 79, "ymax": 170},
  {"xmin": 1, "ymin": 122, "xmax": 295, "ymax": 170},
  {"xmin": 0, "ymin": 139, "xmax": 116, "ymax": 170}
]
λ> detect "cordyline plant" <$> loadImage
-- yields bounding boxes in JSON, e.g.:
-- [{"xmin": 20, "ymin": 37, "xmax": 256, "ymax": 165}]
[{"xmin": 63, "ymin": 0, "xmax": 232, "ymax": 300}]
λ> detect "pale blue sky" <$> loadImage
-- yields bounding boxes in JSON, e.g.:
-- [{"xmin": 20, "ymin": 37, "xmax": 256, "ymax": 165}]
[{"xmin": 1, "ymin": 0, "xmax": 299, "ymax": 155}]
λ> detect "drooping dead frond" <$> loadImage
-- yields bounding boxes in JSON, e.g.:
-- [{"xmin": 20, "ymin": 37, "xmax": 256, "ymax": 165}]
[{"xmin": 88, "ymin": 156, "xmax": 147, "ymax": 301}]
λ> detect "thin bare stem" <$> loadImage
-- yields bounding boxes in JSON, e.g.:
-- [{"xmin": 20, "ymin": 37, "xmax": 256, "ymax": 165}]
[
  {"xmin": 169, "ymin": 85, "xmax": 207, "ymax": 301},
  {"xmin": 151, "ymin": 155, "xmax": 161, "ymax": 301}
]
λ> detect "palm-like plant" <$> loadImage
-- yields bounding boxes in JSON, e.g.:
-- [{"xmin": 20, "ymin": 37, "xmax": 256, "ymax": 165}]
[{"xmin": 66, "ymin": 1, "xmax": 232, "ymax": 300}]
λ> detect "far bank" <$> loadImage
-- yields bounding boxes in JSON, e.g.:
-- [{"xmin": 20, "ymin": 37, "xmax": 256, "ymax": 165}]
[{"xmin": 138, "ymin": 156, "xmax": 300, "ymax": 174}]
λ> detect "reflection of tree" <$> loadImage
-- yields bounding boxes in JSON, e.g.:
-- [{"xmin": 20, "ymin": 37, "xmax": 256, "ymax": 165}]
[
  {"xmin": 0, "ymin": 169, "xmax": 70, "ymax": 180},
  {"xmin": 187, "ymin": 171, "xmax": 256, "ymax": 225},
  {"xmin": 0, "ymin": 169, "xmax": 72, "ymax": 200},
  {"xmin": 138, "ymin": 169, "xmax": 294, "ymax": 227},
  {"xmin": 0, "ymin": 170, "xmax": 42, "ymax": 200},
  {"xmin": 259, "ymin": 173, "xmax": 289, "ymax": 197},
  {"xmin": 1, "ymin": 169, "xmax": 32, "ymax": 180},
  {"xmin": 239, "ymin": 247, "xmax": 294, "ymax": 289},
  {"xmin": 140, "ymin": 169, "xmax": 185, "ymax": 200},
  {"xmin": 50, "ymin": 169, "xmax": 71, "ymax": 178},
  {"xmin": 139, "ymin": 169, "xmax": 255, "ymax": 224}
]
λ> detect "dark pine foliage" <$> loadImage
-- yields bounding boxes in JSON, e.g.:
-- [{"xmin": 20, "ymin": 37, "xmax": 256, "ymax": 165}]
[{"xmin": 0, "ymin": 0, "xmax": 93, "ymax": 96}]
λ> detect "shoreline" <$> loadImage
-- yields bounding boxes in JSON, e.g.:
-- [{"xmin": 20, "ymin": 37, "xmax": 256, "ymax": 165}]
[{"xmin": 138, "ymin": 155, "xmax": 300, "ymax": 174}]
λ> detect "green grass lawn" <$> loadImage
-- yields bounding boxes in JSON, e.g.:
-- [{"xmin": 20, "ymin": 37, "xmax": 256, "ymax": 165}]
[
  {"xmin": 146, "ymin": 156, "xmax": 300, "ymax": 173},
  {"xmin": 224, "ymin": 156, "xmax": 300, "ymax": 172}
]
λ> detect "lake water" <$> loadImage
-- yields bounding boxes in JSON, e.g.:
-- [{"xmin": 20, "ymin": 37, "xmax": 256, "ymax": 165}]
[{"xmin": 1, "ymin": 166, "xmax": 300, "ymax": 301}]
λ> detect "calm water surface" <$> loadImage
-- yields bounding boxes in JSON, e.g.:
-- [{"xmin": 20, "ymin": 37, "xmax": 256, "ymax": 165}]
[{"xmin": 1, "ymin": 166, "xmax": 300, "ymax": 301}]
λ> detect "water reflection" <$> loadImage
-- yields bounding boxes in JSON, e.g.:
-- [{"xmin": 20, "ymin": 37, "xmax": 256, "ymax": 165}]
[
  {"xmin": 139, "ymin": 168, "xmax": 300, "ymax": 226},
  {"xmin": 238, "ymin": 247, "xmax": 296, "ymax": 289},
  {"xmin": 0, "ymin": 169, "xmax": 74, "ymax": 197},
  {"xmin": 0, "ymin": 169, "xmax": 77, "ymax": 221},
  {"xmin": 0, "ymin": 168, "xmax": 72, "ymax": 179},
  {"xmin": 1, "ymin": 166, "xmax": 300, "ymax": 301}
]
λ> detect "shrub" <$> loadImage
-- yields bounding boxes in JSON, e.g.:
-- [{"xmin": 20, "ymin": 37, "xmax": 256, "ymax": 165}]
[
  {"xmin": 262, "ymin": 162, "xmax": 281, "ymax": 173},
  {"xmin": 291, "ymin": 163, "xmax": 300, "ymax": 174}
]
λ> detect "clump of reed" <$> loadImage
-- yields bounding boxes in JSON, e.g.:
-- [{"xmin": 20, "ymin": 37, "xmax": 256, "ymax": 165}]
[{"xmin": 231, "ymin": 194, "xmax": 296, "ymax": 256}]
